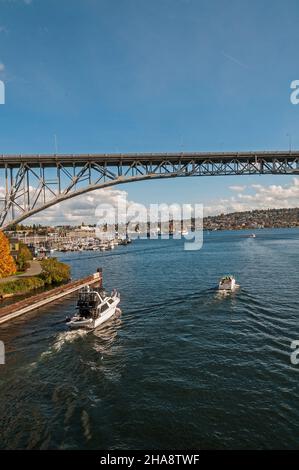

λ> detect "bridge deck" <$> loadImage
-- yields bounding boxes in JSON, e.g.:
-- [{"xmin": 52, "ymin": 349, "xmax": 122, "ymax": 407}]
[{"xmin": 0, "ymin": 150, "xmax": 298, "ymax": 167}]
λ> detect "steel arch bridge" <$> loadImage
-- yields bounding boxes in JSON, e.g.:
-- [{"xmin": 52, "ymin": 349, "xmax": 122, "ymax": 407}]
[{"xmin": 0, "ymin": 150, "xmax": 299, "ymax": 229}]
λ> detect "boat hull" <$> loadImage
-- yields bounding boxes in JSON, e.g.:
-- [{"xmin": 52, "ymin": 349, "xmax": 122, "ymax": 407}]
[{"xmin": 67, "ymin": 297, "xmax": 120, "ymax": 330}]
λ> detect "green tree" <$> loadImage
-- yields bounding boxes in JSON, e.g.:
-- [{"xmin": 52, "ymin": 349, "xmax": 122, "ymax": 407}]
[
  {"xmin": 16, "ymin": 242, "xmax": 33, "ymax": 272},
  {"xmin": 39, "ymin": 258, "xmax": 70, "ymax": 285}
]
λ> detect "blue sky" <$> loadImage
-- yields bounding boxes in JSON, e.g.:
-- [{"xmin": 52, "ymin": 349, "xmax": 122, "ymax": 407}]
[{"xmin": 0, "ymin": 0, "xmax": 299, "ymax": 223}]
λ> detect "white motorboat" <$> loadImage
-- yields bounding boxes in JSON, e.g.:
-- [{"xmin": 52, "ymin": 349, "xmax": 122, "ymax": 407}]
[
  {"xmin": 66, "ymin": 285, "xmax": 120, "ymax": 329},
  {"xmin": 250, "ymin": 233, "xmax": 256, "ymax": 238},
  {"xmin": 218, "ymin": 275, "xmax": 236, "ymax": 291}
]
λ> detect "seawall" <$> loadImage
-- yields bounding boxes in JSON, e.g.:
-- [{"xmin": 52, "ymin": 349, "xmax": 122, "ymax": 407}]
[{"xmin": 0, "ymin": 271, "xmax": 102, "ymax": 325}]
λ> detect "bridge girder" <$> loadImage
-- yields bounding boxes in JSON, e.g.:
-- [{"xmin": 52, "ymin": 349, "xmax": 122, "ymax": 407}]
[{"xmin": 0, "ymin": 151, "xmax": 299, "ymax": 229}]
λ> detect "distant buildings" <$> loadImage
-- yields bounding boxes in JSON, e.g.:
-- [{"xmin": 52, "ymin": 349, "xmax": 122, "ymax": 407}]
[
  {"xmin": 202, "ymin": 208, "xmax": 299, "ymax": 231},
  {"xmin": 69, "ymin": 225, "xmax": 96, "ymax": 238},
  {"xmin": 4, "ymin": 208, "xmax": 299, "ymax": 241}
]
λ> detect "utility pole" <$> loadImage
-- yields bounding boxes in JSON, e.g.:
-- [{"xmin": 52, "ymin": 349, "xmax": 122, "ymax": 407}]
[
  {"xmin": 54, "ymin": 134, "xmax": 58, "ymax": 154},
  {"xmin": 286, "ymin": 133, "xmax": 292, "ymax": 152}
]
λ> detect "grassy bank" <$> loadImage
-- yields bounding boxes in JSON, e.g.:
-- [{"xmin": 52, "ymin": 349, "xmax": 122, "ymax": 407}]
[{"xmin": 0, "ymin": 258, "xmax": 70, "ymax": 299}]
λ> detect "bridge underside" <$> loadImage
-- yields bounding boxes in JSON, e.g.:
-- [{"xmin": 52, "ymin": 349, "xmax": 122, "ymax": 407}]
[{"xmin": 0, "ymin": 151, "xmax": 299, "ymax": 229}]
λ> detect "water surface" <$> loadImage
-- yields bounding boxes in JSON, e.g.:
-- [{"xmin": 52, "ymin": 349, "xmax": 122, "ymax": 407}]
[{"xmin": 1, "ymin": 229, "xmax": 299, "ymax": 449}]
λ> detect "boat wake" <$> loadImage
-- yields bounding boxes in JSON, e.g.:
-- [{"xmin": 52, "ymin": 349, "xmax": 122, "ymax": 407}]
[
  {"xmin": 215, "ymin": 284, "xmax": 240, "ymax": 299},
  {"xmin": 40, "ymin": 329, "xmax": 88, "ymax": 359}
]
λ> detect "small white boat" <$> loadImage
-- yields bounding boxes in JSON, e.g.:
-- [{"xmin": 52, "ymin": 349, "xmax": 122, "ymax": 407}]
[
  {"xmin": 66, "ymin": 285, "xmax": 120, "ymax": 329},
  {"xmin": 250, "ymin": 233, "xmax": 256, "ymax": 238},
  {"xmin": 218, "ymin": 275, "xmax": 236, "ymax": 291}
]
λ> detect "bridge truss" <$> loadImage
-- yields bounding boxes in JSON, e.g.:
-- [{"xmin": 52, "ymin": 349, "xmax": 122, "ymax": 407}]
[{"xmin": 0, "ymin": 151, "xmax": 299, "ymax": 229}]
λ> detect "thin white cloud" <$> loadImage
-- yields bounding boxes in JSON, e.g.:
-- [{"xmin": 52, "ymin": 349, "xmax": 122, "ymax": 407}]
[
  {"xmin": 222, "ymin": 51, "xmax": 248, "ymax": 69},
  {"xmin": 0, "ymin": 0, "xmax": 32, "ymax": 4},
  {"xmin": 229, "ymin": 185, "xmax": 246, "ymax": 192},
  {"xmin": 0, "ymin": 62, "xmax": 5, "ymax": 72}
]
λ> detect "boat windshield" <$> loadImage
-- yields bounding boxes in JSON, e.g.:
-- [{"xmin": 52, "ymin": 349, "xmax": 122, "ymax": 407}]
[{"xmin": 221, "ymin": 276, "xmax": 232, "ymax": 282}]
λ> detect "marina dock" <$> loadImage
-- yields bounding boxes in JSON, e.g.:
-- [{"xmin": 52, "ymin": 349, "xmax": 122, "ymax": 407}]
[{"xmin": 0, "ymin": 271, "xmax": 102, "ymax": 325}]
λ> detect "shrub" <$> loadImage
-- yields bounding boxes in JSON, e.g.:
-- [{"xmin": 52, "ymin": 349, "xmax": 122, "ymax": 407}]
[
  {"xmin": 0, "ymin": 258, "xmax": 71, "ymax": 298},
  {"xmin": 39, "ymin": 258, "xmax": 70, "ymax": 285},
  {"xmin": 16, "ymin": 242, "xmax": 33, "ymax": 272},
  {"xmin": 0, "ymin": 277, "xmax": 44, "ymax": 296}
]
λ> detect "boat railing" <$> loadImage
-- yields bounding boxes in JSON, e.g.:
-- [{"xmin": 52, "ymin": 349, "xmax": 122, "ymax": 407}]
[{"xmin": 78, "ymin": 290, "xmax": 104, "ymax": 303}]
